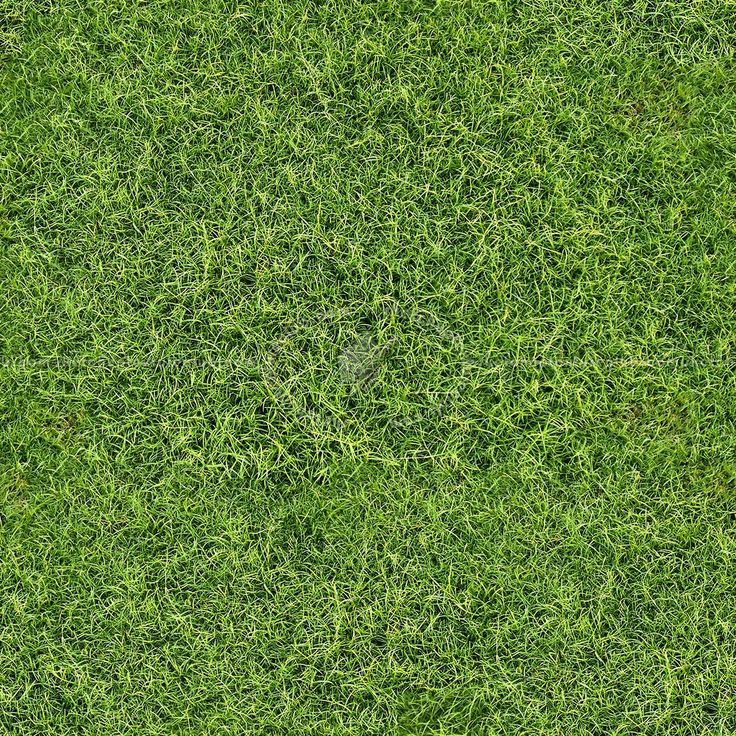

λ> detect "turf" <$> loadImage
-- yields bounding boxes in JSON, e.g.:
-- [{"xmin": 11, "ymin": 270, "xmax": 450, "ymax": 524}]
[{"xmin": 1, "ymin": 1, "xmax": 736, "ymax": 733}]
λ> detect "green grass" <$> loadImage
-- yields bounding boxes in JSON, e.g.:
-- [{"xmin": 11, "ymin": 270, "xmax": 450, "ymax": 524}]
[{"xmin": 2, "ymin": 1, "xmax": 736, "ymax": 733}]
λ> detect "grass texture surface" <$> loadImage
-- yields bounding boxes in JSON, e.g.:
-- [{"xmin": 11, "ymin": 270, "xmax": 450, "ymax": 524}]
[{"xmin": 2, "ymin": 1, "xmax": 736, "ymax": 733}]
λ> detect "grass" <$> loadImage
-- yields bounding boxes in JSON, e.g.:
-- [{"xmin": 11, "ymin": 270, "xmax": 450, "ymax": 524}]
[{"xmin": 1, "ymin": 0, "xmax": 736, "ymax": 733}]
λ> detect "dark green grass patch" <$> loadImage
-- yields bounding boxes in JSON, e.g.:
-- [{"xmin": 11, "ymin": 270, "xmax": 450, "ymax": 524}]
[{"xmin": 2, "ymin": 1, "xmax": 736, "ymax": 733}]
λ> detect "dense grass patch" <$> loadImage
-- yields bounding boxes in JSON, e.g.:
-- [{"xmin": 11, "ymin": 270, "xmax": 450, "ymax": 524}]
[{"xmin": 2, "ymin": 1, "xmax": 736, "ymax": 733}]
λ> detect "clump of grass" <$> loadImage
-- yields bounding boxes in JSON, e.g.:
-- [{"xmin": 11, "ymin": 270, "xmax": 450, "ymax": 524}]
[{"xmin": 1, "ymin": 1, "xmax": 735, "ymax": 733}]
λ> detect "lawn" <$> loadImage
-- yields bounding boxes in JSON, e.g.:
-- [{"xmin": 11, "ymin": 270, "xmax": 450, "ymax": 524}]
[{"xmin": 1, "ymin": 1, "xmax": 736, "ymax": 733}]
